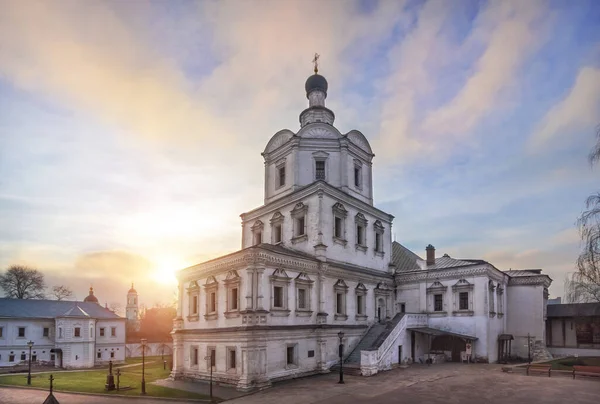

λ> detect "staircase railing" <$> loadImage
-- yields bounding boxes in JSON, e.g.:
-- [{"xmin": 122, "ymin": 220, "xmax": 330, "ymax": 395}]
[{"xmin": 360, "ymin": 313, "xmax": 427, "ymax": 376}]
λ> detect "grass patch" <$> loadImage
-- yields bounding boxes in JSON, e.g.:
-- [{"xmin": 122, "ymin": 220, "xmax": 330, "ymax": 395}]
[
  {"xmin": 0, "ymin": 356, "xmax": 214, "ymax": 400},
  {"xmin": 542, "ymin": 356, "xmax": 600, "ymax": 370}
]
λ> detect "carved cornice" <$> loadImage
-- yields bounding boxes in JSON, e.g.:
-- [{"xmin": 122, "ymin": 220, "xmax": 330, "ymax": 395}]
[
  {"xmin": 395, "ymin": 265, "xmax": 506, "ymax": 284},
  {"xmin": 508, "ymin": 275, "xmax": 552, "ymax": 287}
]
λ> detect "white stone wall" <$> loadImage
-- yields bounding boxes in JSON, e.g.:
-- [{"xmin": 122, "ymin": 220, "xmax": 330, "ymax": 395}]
[
  {"xmin": 0, "ymin": 319, "xmax": 56, "ymax": 367},
  {"xmin": 506, "ymin": 284, "xmax": 545, "ymax": 359}
]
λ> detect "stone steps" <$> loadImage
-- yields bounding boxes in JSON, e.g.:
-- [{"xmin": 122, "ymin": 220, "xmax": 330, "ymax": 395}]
[
  {"xmin": 344, "ymin": 323, "xmax": 387, "ymax": 364},
  {"xmin": 330, "ymin": 363, "xmax": 362, "ymax": 376}
]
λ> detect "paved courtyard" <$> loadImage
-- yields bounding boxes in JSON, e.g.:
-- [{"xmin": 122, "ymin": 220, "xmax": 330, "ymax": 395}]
[{"xmin": 1, "ymin": 363, "xmax": 599, "ymax": 403}]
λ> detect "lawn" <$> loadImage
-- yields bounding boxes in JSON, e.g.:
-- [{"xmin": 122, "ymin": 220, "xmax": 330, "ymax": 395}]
[
  {"xmin": 542, "ymin": 356, "xmax": 600, "ymax": 370},
  {"xmin": 0, "ymin": 356, "xmax": 215, "ymax": 401}
]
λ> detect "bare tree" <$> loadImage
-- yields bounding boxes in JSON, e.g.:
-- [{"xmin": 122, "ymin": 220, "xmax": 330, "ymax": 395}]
[
  {"xmin": 0, "ymin": 265, "xmax": 46, "ymax": 299},
  {"xmin": 108, "ymin": 302, "xmax": 123, "ymax": 315},
  {"xmin": 51, "ymin": 285, "xmax": 73, "ymax": 301},
  {"xmin": 567, "ymin": 125, "xmax": 600, "ymax": 303}
]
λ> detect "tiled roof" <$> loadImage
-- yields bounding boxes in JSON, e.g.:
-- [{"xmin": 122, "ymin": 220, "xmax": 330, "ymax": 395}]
[
  {"xmin": 0, "ymin": 298, "xmax": 122, "ymax": 319},
  {"xmin": 504, "ymin": 269, "xmax": 543, "ymax": 277},
  {"xmin": 547, "ymin": 303, "xmax": 600, "ymax": 318},
  {"xmin": 391, "ymin": 242, "xmax": 422, "ymax": 272},
  {"xmin": 391, "ymin": 242, "xmax": 482, "ymax": 272}
]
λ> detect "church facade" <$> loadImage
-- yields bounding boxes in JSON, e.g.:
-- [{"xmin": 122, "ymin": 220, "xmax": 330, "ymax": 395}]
[{"xmin": 171, "ymin": 66, "xmax": 552, "ymax": 390}]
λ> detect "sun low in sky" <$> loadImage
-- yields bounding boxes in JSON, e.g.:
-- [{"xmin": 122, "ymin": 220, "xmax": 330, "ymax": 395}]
[{"xmin": 0, "ymin": 0, "xmax": 599, "ymax": 306}]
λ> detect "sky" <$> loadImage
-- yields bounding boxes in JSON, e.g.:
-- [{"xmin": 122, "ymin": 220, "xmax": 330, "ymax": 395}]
[{"xmin": 0, "ymin": 0, "xmax": 599, "ymax": 308}]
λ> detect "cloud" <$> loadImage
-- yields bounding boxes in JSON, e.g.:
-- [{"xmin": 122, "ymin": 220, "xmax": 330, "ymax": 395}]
[
  {"xmin": 529, "ymin": 66, "xmax": 600, "ymax": 149},
  {"xmin": 73, "ymin": 250, "xmax": 152, "ymax": 282}
]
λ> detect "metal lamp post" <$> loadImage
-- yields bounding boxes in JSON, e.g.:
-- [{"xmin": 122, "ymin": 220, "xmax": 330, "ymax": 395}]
[
  {"xmin": 141, "ymin": 338, "xmax": 147, "ymax": 395},
  {"xmin": 338, "ymin": 331, "xmax": 344, "ymax": 384},
  {"xmin": 27, "ymin": 340, "xmax": 34, "ymax": 385},
  {"xmin": 527, "ymin": 333, "xmax": 532, "ymax": 364},
  {"xmin": 204, "ymin": 351, "xmax": 214, "ymax": 403}
]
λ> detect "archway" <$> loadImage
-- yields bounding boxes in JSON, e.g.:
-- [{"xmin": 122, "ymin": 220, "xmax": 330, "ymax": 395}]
[
  {"xmin": 431, "ymin": 335, "xmax": 466, "ymax": 362},
  {"xmin": 377, "ymin": 298, "xmax": 386, "ymax": 323}
]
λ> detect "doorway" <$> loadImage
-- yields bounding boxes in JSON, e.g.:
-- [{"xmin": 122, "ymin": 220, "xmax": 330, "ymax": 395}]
[
  {"xmin": 431, "ymin": 335, "xmax": 466, "ymax": 362},
  {"xmin": 398, "ymin": 345, "xmax": 402, "ymax": 364},
  {"xmin": 377, "ymin": 298, "xmax": 385, "ymax": 323}
]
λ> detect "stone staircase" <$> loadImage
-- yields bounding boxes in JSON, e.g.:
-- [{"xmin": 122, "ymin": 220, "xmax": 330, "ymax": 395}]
[
  {"xmin": 532, "ymin": 340, "xmax": 553, "ymax": 362},
  {"xmin": 345, "ymin": 322, "xmax": 388, "ymax": 364}
]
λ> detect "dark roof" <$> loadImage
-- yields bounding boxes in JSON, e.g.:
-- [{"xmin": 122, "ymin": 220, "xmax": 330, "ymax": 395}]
[
  {"xmin": 392, "ymin": 242, "xmax": 422, "ymax": 272},
  {"xmin": 504, "ymin": 269, "xmax": 543, "ymax": 277},
  {"xmin": 0, "ymin": 298, "xmax": 123, "ymax": 319},
  {"xmin": 547, "ymin": 303, "xmax": 600, "ymax": 318},
  {"xmin": 305, "ymin": 73, "xmax": 328, "ymax": 95},
  {"xmin": 83, "ymin": 286, "xmax": 98, "ymax": 303}
]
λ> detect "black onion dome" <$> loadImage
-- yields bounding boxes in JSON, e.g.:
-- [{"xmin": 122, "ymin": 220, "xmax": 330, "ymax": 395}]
[{"xmin": 305, "ymin": 74, "xmax": 328, "ymax": 96}]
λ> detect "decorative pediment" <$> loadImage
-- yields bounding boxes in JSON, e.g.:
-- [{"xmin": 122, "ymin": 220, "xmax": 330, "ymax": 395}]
[
  {"xmin": 452, "ymin": 278, "xmax": 473, "ymax": 291},
  {"xmin": 334, "ymin": 279, "xmax": 348, "ymax": 291},
  {"xmin": 251, "ymin": 220, "xmax": 264, "ymax": 231},
  {"xmin": 264, "ymin": 129, "xmax": 294, "ymax": 154},
  {"xmin": 187, "ymin": 281, "xmax": 199, "ymax": 291},
  {"xmin": 332, "ymin": 202, "xmax": 348, "ymax": 217},
  {"xmin": 375, "ymin": 282, "xmax": 391, "ymax": 291},
  {"xmin": 204, "ymin": 276, "xmax": 218, "ymax": 288},
  {"xmin": 346, "ymin": 130, "xmax": 373, "ymax": 154},
  {"xmin": 291, "ymin": 202, "xmax": 308, "ymax": 217},
  {"xmin": 356, "ymin": 282, "xmax": 367, "ymax": 292},
  {"xmin": 427, "ymin": 280, "xmax": 447, "ymax": 293},
  {"xmin": 225, "ymin": 270, "xmax": 239, "ymax": 280},
  {"xmin": 275, "ymin": 158, "xmax": 286, "ymax": 168},
  {"xmin": 355, "ymin": 213, "xmax": 368, "ymax": 226},
  {"xmin": 270, "ymin": 268, "xmax": 291, "ymax": 282},
  {"xmin": 373, "ymin": 220, "xmax": 384, "ymax": 233},
  {"xmin": 305, "ymin": 127, "xmax": 338, "ymax": 139},
  {"xmin": 270, "ymin": 211, "xmax": 284, "ymax": 224},
  {"xmin": 295, "ymin": 272, "xmax": 314, "ymax": 285}
]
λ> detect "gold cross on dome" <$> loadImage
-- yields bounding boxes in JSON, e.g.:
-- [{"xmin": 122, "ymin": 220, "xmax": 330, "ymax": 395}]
[{"xmin": 312, "ymin": 53, "xmax": 320, "ymax": 73}]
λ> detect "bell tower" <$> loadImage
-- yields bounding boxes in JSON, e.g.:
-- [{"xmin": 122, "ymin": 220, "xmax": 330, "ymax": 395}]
[{"xmin": 126, "ymin": 283, "xmax": 139, "ymax": 330}]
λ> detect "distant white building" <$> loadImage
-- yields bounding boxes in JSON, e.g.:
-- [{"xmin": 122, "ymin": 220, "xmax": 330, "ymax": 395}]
[
  {"xmin": 0, "ymin": 288, "xmax": 126, "ymax": 369},
  {"xmin": 171, "ymin": 66, "xmax": 552, "ymax": 390},
  {"xmin": 125, "ymin": 283, "xmax": 140, "ymax": 332}
]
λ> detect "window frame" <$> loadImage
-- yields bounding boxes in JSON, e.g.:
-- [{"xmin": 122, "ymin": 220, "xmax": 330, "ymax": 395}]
[
  {"xmin": 276, "ymin": 159, "xmax": 287, "ymax": 189},
  {"xmin": 74, "ymin": 327, "xmax": 81, "ymax": 338},
  {"xmin": 353, "ymin": 159, "xmax": 363, "ymax": 189},
  {"xmin": 294, "ymin": 272, "xmax": 314, "ymax": 316},
  {"xmin": 99, "ymin": 327, "xmax": 105, "ymax": 337},
  {"xmin": 290, "ymin": 203, "xmax": 308, "ymax": 243},
  {"xmin": 496, "ymin": 284, "xmax": 504, "ymax": 318},
  {"xmin": 355, "ymin": 213, "xmax": 368, "ymax": 252},
  {"xmin": 203, "ymin": 276, "xmax": 219, "ymax": 321},
  {"xmin": 111, "ymin": 327, "xmax": 116, "ymax": 337},
  {"xmin": 270, "ymin": 212, "xmax": 284, "ymax": 244},
  {"xmin": 333, "ymin": 279, "xmax": 349, "ymax": 321},
  {"xmin": 426, "ymin": 281, "xmax": 448, "ymax": 316},
  {"xmin": 227, "ymin": 347, "xmax": 237, "ymax": 372},
  {"xmin": 187, "ymin": 281, "xmax": 200, "ymax": 322},
  {"xmin": 451, "ymin": 279, "xmax": 474, "ymax": 316},
  {"xmin": 355, "ymin": 282, "xmax": 368, "ymax": 321},
  {"xmin": 251, "ymin": 220, "xmax": 264, "ymax": 246},
  {"xmin": 224, "ymin": 270, "xmax": 241, "ymax": 318},
  {"xmin": 269, "ymin": 269, "xmax": 291, "ymax": 316},
  {"xmin": 332, "ymin": 202, "xmax": 348, "ymax": 246},
  {"xmin": 488, "ymin": 280, "xmax": 496, "ymax": 317},
  {"xmin": 43, "ymin": 327, "xmax": 49, "ymax": 338},
  {"xmin": 373, "ymin": 220, "xmax": 385, "ymax": 257},
  {"xmin": 285, "ymin": 344, "xmax": 298, "ymax": 369},
  {"xmin": 18, "ymin": 327, "xmax": 26, "ymax": 338}
]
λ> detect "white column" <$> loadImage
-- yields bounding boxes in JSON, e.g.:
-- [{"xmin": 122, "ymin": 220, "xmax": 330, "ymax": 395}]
[{"xmin": 256, "ymin": 268, "xmax": 265, "ymax": 310}]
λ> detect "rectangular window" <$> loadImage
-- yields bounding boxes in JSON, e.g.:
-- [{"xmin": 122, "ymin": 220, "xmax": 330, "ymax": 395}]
[
  {"xmin": 308, "ymin": 350, "xmax": 315, "ymax": 358},
  {"xmin": 192, "ymin": 295, "xmax": 198, "ymax": 315},
  {"xmin": 231, "ymin": 288, "xmax": 238, "ymax": 310},
  {"xmin": 400, "ymin": 303, "xmax": 406, "ymax": 313},
  {"xmin": 97, "ymin": 352, "xmax": 102, "ymax": 359},
  {"xmin": 356, "ymin": 225, "xmax": 364, "ymax": 245},
  {"xmin": 9, "ymin": 354, "xmax": 15, "ymax": 362},
  {"xmin": 336, "ymin": 293, "xmax": 344, "ymax": 314},
  {"xmin": 274, "ymin": 224, "xmax": 282, "ymax": 243},
  {"xmin": 375, "ymin": 233, "xmax": 382, "ymax": 252},
  {"xmin": 357, "ymin": 295, "xmax": 364, "ymax": 315},
  {"xmin": 209, "ymin": 348, "xmax": 216, "ymax": 367},
  {"xmin": 434, "ymin": 294, "xmax": 443, "ymax": 312},
  {"xmin": 0, "ymin": 327, "xmax": 3, "ymax": 338},
  {"xmin": 50, "ymin": 354, "xmax": 55, "ymax": 361},
  {"xmin": 18, "ymin": 327, "xmax": 25, "ymax": 338},
  {"xmin": 74, "ymin": 327, "xmax": 81, "ymax": 337},
  {"xmin": 315, "ymin": 160, "xmax": 325, "ymax": 180},
  {"xmin": 21, "ymin": 353, "xmax": 26, "ymax": 361},
  {"xmin": 229, "ymin": 349, "xmax": 236, "ymax": 369},
  {"xmin": 111, "ymin": 327, "xmax": 116, "ymax": 337},
  {"xmin": 354, "ymin": 166, "xmax": 361, "ymax": 187},
  {"xmin": 286, "ymin": 346, "xmax": 295, "ymax": 365},
  {"xmin": 32, "ymin": 355, "xmax": 37, "ymax": 362},
  {"xmin": 210, "ymin": 292, "xmax": 216, "ymax": 313},
  {"xmin": 334, "ymin": 217, "xmax": 342, "ymax": 238},
  {"xmin": 192, "ymin": 347, "xmax": 198, "ymax": 365},
  {"xmin": 295, "ymin": 217, "xmax": 305, "ymax": 236},
  {"xmin": 100, "ymin": 328, "xmax": 105, "ymax": 337},
  {"xmin": 43, "ymin": 328, "xmax": 49, "ymax": 337},
  {"xmin": 459, "ymin": 292, "xmax": 469, "ymax": 310},
  {"xmin": 298, "ymin": 288, "xmax": 306, "ymax": 309},
  {"xmin": 278, "ymin": 166, "xmax": 286, "ymax": 187},
  {"xmin": 59, "ymin": 328, "xmax": 63, "ymax": 338},
  {"xmin": 273, "ymin": 286, "xmax": 283, "ymax": 308},
  {"xmin": 110, "ymin": 351, "xmax": 115, "ymax": 358}
]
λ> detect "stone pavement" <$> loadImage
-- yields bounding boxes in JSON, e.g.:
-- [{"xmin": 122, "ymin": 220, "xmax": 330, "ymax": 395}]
[
  {"xmin": 226, "ymin": 363, "xmax": 600, "ymax": 404},
  {"xmin": 0, "ymin": 386, "xmax": 208, "ymax": 403},
  {"xmin": 154, "ymin": 379, "xmax": 248, "ymax": 400}
]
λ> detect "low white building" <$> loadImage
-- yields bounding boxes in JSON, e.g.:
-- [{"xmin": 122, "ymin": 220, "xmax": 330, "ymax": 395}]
[
  {"xmin": 0, "ymin": 288, "xmax": 126, "ymax": 369},
  {"xmin": 171, "ymin": 66, "xmax": 553, "ymax": 390}
]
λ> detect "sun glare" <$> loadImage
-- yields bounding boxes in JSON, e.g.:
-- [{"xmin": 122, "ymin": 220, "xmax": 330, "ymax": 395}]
[{"xmin": 151, "ymin": 254, "xmax": 185, "ymax": 285}]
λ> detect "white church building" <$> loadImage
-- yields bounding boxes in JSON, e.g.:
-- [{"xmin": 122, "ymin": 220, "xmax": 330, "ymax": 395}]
[{"xmin": 170, "ymin": 65, "xmax": 552, "ymax": 390}]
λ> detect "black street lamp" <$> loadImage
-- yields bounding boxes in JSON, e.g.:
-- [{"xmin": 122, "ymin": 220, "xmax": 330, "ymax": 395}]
[
  {"xmin": 141, "ymin": 338, "xmax": 147, "ymax": 395},
  {"xmin": 27, "ymin": 340, "xmax": 34, "ymax": 385},
  {"xmin": 338, "ymin": 331, "xmax": 344, "ymax": 384},
  {"xmin": 204, "ymin": 351, "xmax": 214, "ymax": 403},
  {"xmin": 527, "ymin": 333, "xmax": 532, "ymax": 364}
]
